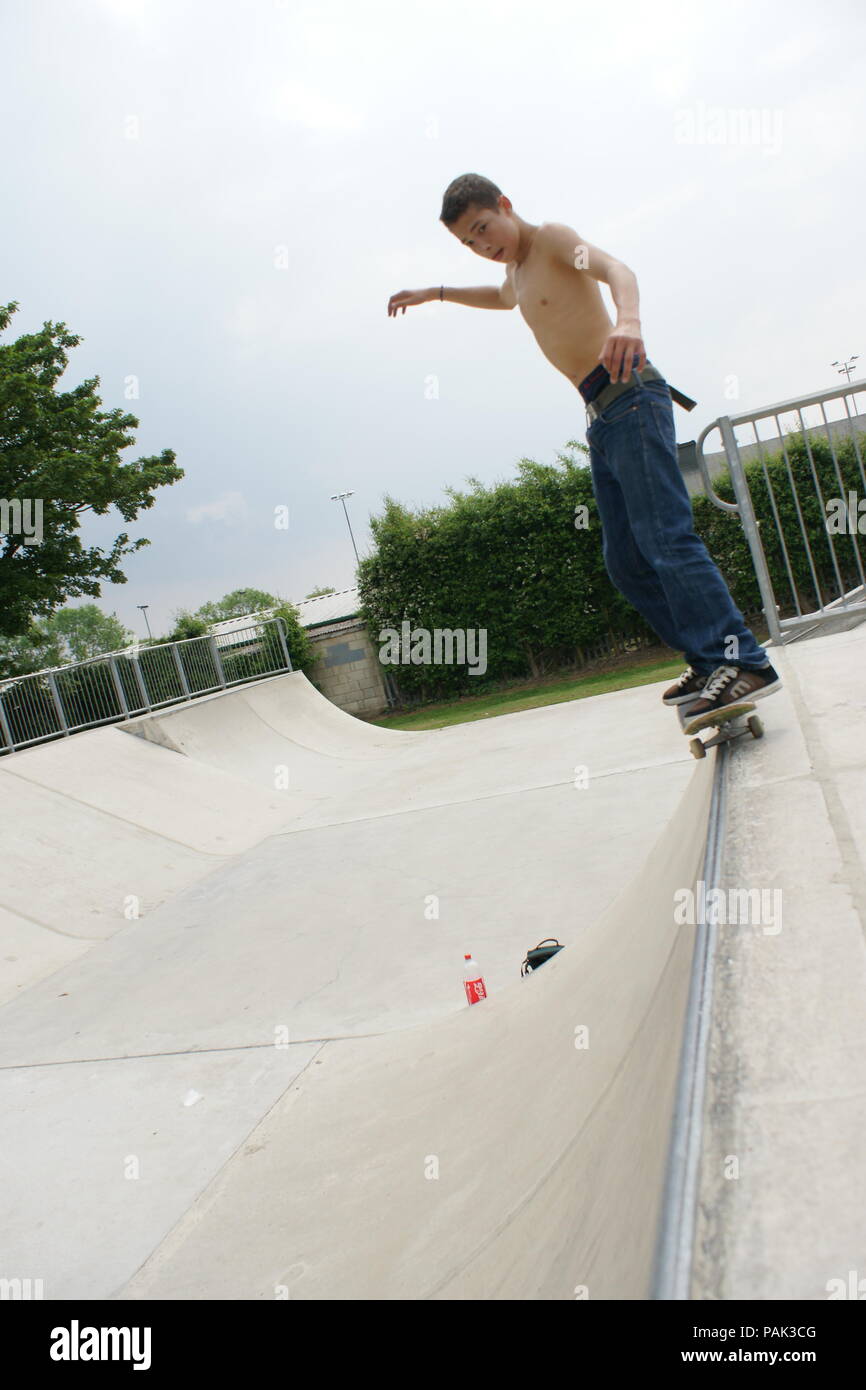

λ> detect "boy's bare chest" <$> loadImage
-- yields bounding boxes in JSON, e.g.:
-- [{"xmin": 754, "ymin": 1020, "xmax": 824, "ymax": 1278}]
[
  {"xmin": 512, "ymin": 255, "xmax": 606, "ymax": 334},
  {"xmin": 508, "ymin": 248, "xmax": 613, "ymax": 382}
]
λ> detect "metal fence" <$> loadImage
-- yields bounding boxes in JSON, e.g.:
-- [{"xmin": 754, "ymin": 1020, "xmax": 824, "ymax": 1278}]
[
  {"xmin": 695, "ymin": 378, "xmax": 866, "ymax": 643},
  {"xmin": 0, "ymin": 617, "xmax": 293, "ymax": 755}
]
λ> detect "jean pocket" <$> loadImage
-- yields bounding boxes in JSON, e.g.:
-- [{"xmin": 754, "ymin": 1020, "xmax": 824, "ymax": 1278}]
[
  {"xmin": 647, "ymin": 395, "xmax": 677, "ymax": 452},
  {"xmin": 595, "ymin": 387, "xmax": 641, "ymax": 426},
  {"xmin": 643, "ymin": 379, "xmax": 672, "ymax": 405}
]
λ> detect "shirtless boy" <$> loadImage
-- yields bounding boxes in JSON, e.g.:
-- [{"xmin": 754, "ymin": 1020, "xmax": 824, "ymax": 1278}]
[{"xmin": 387, "ymin": 172, "xmax": 781, "ymax": 715}]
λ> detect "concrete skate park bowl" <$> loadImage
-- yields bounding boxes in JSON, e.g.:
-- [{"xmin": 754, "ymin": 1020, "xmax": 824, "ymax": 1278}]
[{"xmin": 2, "ymin": 627, "xmax": 865, "ymax": 1301}]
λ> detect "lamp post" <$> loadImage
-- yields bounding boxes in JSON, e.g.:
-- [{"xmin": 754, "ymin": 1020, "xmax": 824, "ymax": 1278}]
[
  {"xmin": 330, "ymin": 491, "xmax": 360, "ymax": 566},
  {"xmin": 831, "ymin": 355, "xmax": 860, "ymax": 384},
  {"xmin": 137, "ymin": 604, "xmax": 153, "ymax": 640}
]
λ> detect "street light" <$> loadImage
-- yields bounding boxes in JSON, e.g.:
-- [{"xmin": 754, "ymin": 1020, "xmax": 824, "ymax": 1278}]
[
  {"xmin": 831, "ymin": 355, "xmax": 860, "ymax": 383},
  {"xmin": 137, "ymin": 604, "xmax": 153, "ymax": 640},
  {"xmin": 330, "ymin": 490, "xmax": 360, "ymax": 566}
]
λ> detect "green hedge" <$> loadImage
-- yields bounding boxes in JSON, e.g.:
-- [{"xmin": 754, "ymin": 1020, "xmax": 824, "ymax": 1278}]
[
  {"xmin": 359, "ymin": 446, "xmax": 655, "ymax": 703},
  {"xmin": 358, "ymin": 430, "xmax": 865, "ymax": 704}
]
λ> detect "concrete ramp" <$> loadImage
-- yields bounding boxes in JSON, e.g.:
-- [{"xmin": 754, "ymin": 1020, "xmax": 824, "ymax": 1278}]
[
  {"xmin": 4, "ymin": 640, "xmax": 861, "ymax": 1300},
  {"xmin": 240, "ymin": 670, "xmax": 427, "ymax": 757},
  {"xmin": 1, "ymin": 669, "xmax": 711, "ymax": 1299},
  {"xmin": 119, "ymin": 759, "xmax": 713, "ymax": 1301},
  {"xmin": 0, "ymin": 673, "xmax": 435, "ymax": 1000},
  {"xmin": 126, "ymin": 669, "xmax": 427, "ymax": 770}
]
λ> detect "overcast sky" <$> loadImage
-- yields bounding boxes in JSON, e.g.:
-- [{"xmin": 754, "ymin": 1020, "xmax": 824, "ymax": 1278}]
[{"xmin": 4, "ymin": 0, "xmax": 865, "ymax": 640}]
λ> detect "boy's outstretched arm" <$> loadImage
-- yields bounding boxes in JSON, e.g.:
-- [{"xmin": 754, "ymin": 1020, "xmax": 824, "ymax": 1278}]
[
  {"xmin": 540, "ymin": 223, "xmax": 647, "ymax": 382},
  {"xmin": 387, "ymin": 285, "xmax": 513, "ymax": 315}
]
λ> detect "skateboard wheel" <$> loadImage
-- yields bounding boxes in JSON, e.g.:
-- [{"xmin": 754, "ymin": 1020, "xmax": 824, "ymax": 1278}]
[
  {"xmin": 747, "ymin": 715, "xmax": 764, "ymax": 739},
  {"xmin": 689, "ymin": 738, "xmax": 706, "ymax": 760}
]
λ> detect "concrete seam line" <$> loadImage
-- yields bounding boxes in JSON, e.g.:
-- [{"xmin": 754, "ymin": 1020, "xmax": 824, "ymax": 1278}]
[
  {"xmin": 0, "ymin": 1035, "xmax": 382, "ymax": 1072},
  {"xmin": 0, "ymin": 764, "xmax": 240, "ymax": 858},
  {"xmin": 650, "ymin": 741, "xmax": 729, "ymax": 1300},
  {"xmin": 0, "ymin": 900, "xmax": 105, "ymax": 940}
]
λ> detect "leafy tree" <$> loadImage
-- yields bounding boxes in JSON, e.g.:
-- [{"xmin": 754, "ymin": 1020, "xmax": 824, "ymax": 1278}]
[
  {"xmin": 161, "ymin": 610, "xmax": 210, "ymax": 643},
  {"xmin": 46, "ymin": 604, "xmax": 134, "ymax": 663},
  {"xmin": 305, "ymin": 586, "xmax": 337, "ymax": 598},
  {"xmin": 0, "ymin": 604, "xmax": 133, "ymax": 679},
  {"xmin": 188, "ymin": 590, "xmax": 316, "ymax": 675},
  {"xmin": 195, "ymin": 588, "xmax": 278, "ymax": 623},
  {"xmin": 0, "ymin": 301, "xmax": 183, "ymax": 639},
  {"xmin": 0, "ymin": 621, "xmax": 65, "ymax": 679}
]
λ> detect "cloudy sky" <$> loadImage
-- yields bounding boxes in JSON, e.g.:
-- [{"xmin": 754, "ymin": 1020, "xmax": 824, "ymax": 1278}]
[{"xmin": 4, "ymin": 0, "xmax": 865, "ymax": 639}]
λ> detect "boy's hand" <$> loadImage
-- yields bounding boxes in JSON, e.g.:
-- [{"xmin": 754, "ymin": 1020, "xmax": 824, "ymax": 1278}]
[
  {"xmin": 388, "ymin": 288, "xmax": 434, "ymax": 316},
  {"xmin": 600, "ymin": 321, "xmax": 646, "ymax": 382}
]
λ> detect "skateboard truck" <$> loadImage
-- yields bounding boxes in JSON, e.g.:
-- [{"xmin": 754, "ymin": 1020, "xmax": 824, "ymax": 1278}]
[{"xmin": 677, "ymin": 698, "xmax": 765, "ymax": 760}]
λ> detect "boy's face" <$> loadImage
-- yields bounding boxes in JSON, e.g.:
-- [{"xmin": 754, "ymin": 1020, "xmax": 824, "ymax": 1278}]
[{"xmin": 447, "ymin": 195, "xmax": 518, "ymax": 264}]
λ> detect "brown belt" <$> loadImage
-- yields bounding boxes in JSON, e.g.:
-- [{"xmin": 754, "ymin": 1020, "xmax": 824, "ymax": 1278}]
[{"xmin": 585, "ymin": 366, "xmax": 697, "ymax": 421}]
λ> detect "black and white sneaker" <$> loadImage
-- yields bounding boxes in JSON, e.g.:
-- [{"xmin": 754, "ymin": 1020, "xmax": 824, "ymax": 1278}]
[
  {"xmin": 662, "ymin": 665, "xmax": 713, "ymax": 706},
  {"xmin": 685, "ymin": 662, "xmax": 783, "ymax": 717}
]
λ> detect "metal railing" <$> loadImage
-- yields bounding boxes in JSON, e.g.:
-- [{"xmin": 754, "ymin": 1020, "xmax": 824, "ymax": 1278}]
[
  {"xmin": 696, "ymin": 379, "xmax": 866, "ymax": 643},
  {"xmin": 0, "ymin": 617, "xmax": 293, "ymax": 755}
]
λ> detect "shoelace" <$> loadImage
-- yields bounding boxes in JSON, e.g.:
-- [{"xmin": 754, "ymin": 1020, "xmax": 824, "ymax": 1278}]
[
  {"xmin": 677, "ymin": 665, "xmax": 698, "ymax": 687},
  {"xmin": 701, "ymin": 664, "xmax": 740, "ymax": 700}
]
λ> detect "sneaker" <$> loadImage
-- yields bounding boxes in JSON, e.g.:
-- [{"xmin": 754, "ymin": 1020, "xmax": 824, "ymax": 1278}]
[
  {"xmin": 662, "ymin": 665, "xmax": 713, "ymax": 706},
  {"xmin": 684, "ymin": 662, "xmax": 783, "ymax": 717}
]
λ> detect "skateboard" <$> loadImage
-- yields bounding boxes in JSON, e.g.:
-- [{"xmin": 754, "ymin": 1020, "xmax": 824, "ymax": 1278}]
[{"xmin": 677, "ymin": 699, "xmax": 765, "ymax": 760}]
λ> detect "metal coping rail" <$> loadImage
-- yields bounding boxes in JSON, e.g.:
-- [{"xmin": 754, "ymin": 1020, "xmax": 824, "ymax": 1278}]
[{"xmin": 650, "ymin": 741, "xmax": 729, "ymax": 1300}]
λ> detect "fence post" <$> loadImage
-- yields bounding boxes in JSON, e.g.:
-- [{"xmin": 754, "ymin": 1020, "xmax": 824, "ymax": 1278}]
[
  {"xmin": 108, "ymin": 657, "xmax": 130, "ymax": 718},
  {"xmin": 47, "ymin": 672, "xmax": 70, "ymax": 737},
  {"xmin": 170, "ymin": 642, "xmax": 192, "ymax": 698},
  {"xmin": 718, "ymin": 416, "xmax": 784, "ymax": 646},
  {"xmin": 0, "ymin": 692, "xmax": 14, "ymax": 752},
  {"xmin": 275, "ymin": 617, "xmax": 293, "ymax": 672},
  {"xmin": 129, "ymin": 657, "xmax": 152, "ymax": 712},
  {"xmin": 208, "ymin": 636, "xmax": 227, "ymax": 688}
]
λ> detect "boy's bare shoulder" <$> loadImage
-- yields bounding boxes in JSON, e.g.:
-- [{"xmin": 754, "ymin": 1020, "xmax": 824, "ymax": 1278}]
[
  {"xmin": 534, "ymin": 222, "xmax": 623, "ymax": 284},
  {"xmin": 534, "ymin": 221, "xmax": 585, "ymax": 264}
]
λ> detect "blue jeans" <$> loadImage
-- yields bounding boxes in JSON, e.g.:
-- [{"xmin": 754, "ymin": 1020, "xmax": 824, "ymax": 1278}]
[{"xmin": 585, "ymin": 369, "xmax": 767, "ymax": 672}]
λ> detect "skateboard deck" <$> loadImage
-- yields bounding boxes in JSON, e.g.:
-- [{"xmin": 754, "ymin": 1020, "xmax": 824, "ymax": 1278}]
[{"xmin": 677, "ymin": 699, "xmax": 765, "ymax": 759}]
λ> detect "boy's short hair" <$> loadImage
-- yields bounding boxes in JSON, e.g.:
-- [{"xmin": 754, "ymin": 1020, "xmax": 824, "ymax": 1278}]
[{"xmin": 439, "ymin": 173, "xmax": 503, "ymax": 227}]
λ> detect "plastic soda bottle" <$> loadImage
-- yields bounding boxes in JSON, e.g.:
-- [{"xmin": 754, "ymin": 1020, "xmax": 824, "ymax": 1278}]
[{"xmin": 463, "ymin": 953, "xmax": 487, "ymax": 1005}]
